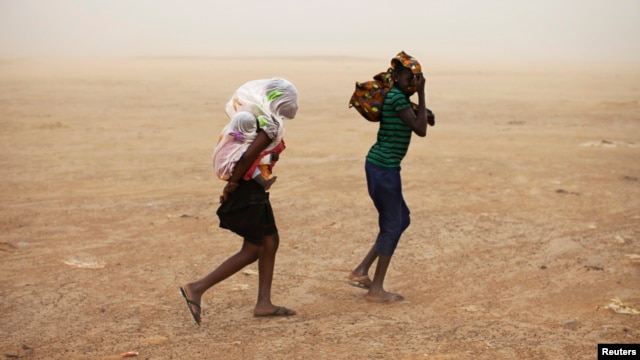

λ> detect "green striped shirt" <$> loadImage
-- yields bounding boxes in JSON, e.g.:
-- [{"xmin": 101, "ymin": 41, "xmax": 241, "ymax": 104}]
[{"xmin": 366, "ymin": 87, "xmax": 412, "ymax": 168}]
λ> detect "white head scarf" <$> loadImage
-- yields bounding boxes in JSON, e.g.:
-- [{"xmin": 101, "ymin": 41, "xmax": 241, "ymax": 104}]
[
  {"xmin": 224, "ymin": 78, "xmax": 298, "ymax": 151},
  {"xmin": 212, "ymin": 111, "xmax": 257, "ymax": 180},
  {"xmin": 213, "ymin": 78, "xmax": 298, "ymax": 180},
  {"xmin": 228, "ymin": 111, "xmax": 258, "ymax": 141}
]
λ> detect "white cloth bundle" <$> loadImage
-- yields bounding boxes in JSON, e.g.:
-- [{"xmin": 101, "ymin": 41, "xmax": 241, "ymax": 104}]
[{"xmin": 213, "ymin": 78, "xmax": 298, "ymax": 180}]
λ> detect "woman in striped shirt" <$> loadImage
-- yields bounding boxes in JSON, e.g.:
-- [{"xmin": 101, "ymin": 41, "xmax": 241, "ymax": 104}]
[{"xmin": 349, "ymin": 51, "xmax": 434, "ymax": 303}]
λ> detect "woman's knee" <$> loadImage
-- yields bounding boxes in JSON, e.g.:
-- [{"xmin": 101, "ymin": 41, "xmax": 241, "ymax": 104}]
[
  {"xmin": 381, "ymin": 219, "xmax": 408, "ymax": 238},
  {"xmin": 263, "ymin": 233, "xmax": 280, "ymax": 251},
  {"xmin": 240, "ymin": 240, "xmax": 261, "ymax": 261},
  {"xmin": 402, "ymin": 214, "xmax": 411, "ymax": 232}
]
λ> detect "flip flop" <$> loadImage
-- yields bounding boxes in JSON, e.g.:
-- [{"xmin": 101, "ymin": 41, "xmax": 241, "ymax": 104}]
[
  {"xmin": 347, "ymin": 274, "xmax": 372, "ymax": 289},
  {"xmin": 179, "ymin": 286, "xmax": 201, "ymax": 326},
  {"xmin": 254, "ymin": 306, "xmax": 295, "ymax": 317}
]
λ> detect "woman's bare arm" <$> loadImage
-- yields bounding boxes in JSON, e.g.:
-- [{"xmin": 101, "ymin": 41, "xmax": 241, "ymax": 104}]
[
  {"xmin": 220, "ymin": 130, "xmax": 272, "ymax": 202},
  {"xmin": 397, "ymin": 74, "xmax": 428, "ymax": 137}
]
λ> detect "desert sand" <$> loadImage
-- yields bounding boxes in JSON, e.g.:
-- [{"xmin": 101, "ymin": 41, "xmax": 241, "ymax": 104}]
[{"xmin": 1, "ymin": 57, "xmax": 638, "ymax": 359}]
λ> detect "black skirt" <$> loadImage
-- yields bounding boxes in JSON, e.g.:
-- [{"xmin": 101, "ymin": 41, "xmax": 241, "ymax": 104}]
[{"xmin": 216, "ymin": 179, "xmax": 277, "ymax": 245}]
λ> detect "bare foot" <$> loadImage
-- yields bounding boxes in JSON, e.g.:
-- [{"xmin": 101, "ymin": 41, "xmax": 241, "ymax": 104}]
[
  {"xmin": 365, "ymin": 291, "xmax": 404, "ymax": 303},
  {"xmin": 348, "ymin": 272, "xmax": 372, "ymax": 289},
  {"xmin": 254, "ymin": 305, "xmax": 296, "ymax": 317}
]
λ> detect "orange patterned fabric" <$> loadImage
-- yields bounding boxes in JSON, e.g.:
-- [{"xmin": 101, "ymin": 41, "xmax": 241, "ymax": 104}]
[
  {"xmin": 391, "ymin": 51, "xmax": 422, "ymax": 75},
  {"xmin": 348, "ymin": 71, "xmax": 392, "ymax": 122},
  {"xmin": 349, "ymin": 51, "xmax": 421, "ymax": 122}
]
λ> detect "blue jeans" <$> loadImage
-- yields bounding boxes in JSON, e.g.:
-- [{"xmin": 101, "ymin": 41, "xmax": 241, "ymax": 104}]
[{"xmin": 365, "ymin": 161, "xmax": 410, "ymax": 256}]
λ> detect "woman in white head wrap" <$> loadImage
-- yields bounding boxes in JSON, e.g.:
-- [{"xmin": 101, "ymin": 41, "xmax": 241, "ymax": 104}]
[
  {"xmin": 213, "ymin": 78, "xmax": 298, "ymax": 180},
  {"xmin": 225, "ymin": 77, "xmax": 298, "ymax": 150},
  {"xmin": 180, "ymin": 78, "xmax": 299, "ymax": 325}
]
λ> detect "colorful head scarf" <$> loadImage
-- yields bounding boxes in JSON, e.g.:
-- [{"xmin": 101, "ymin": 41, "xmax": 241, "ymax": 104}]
[
  {"xmin": 389, "ymin": 51, "xmax": 422, "ymax": 94},
  {"xmin": 391, "ymin": 51, "xmax": 422, "ymax": 75}
]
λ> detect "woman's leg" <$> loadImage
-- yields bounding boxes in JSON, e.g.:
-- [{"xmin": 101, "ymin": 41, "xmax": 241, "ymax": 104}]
[
  {"xmin": 349, "ymin": 245, "xmax": 378, "ymax": 287},
  {"xmin": 365, "ymin": 191, "xmax": 409, "ymax": 301},
  {"xmin": 361, "ymin": 162, "xmax": 406, "ymax": 302},
  {"xmin": 351, "ymin": 199, "xmax": 407, "ymax": 282},
  {"xmin": 365, "ymin": 255, "xmax": 404, "ymax": 302},
  {"xmin": 182, "ymin": 240, "xmax": 261, "ymax": 319},
  {"xmin": 253, "ymin": 232, "xmax": 296, "ymax": 316}
]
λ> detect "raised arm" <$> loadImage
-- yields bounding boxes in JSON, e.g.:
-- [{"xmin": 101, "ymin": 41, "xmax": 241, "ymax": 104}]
[{"xmin": 397, "ymin": 73, "xmax": 429, "ymax": 137}]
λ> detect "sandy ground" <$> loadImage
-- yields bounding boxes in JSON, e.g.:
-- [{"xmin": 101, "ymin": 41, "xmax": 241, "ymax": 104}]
[{"xmin": 0, "ymin": 57, "xmax": 639, "ymax": 359}]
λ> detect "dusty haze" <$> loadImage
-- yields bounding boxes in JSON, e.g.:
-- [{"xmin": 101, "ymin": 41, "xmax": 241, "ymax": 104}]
[
  {"xmin": 1, "ymin": 0, "xmax": 640, "ymax": 63},
  {"xmin": 0, "ymin": 55, "xmax": 639, "ymax": 359},
  {"xmin": 1, "ymin": 1, "xmax": 640, "ymax": 359}
]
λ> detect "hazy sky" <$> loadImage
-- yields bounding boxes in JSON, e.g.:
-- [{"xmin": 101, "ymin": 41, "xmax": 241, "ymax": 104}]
[{"xmin": 1, "ymin": 0, "xmax": 639, "ymax": 63}]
